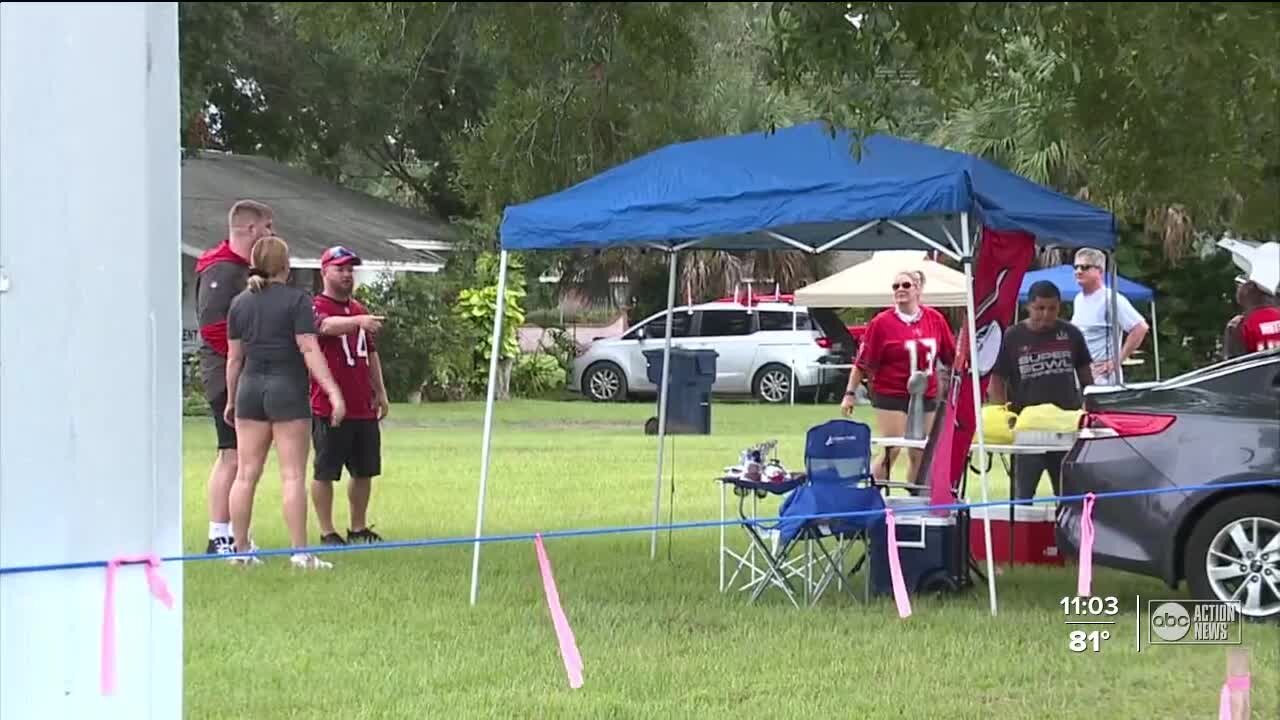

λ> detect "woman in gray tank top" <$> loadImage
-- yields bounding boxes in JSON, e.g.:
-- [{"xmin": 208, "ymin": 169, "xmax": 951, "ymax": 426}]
[{"xmin": 224, "ymin": 235, "xmax": 346, "ymax": 569}]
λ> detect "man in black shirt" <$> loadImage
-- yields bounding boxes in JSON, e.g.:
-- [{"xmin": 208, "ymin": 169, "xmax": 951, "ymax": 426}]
[{"xmin": 989, "ymin": 280, "xmax": 1094, "ymax": 499}]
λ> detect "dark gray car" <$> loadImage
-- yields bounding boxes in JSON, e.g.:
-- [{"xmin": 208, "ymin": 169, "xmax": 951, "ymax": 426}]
[{"xmin": 1056, "ymin": 349, "xmax": 1280, "ymax": 619}]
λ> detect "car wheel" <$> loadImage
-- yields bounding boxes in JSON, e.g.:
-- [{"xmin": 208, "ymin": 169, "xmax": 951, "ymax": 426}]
[
  {"xmin": 583, "ymin": 362, "xmax": 627, "ymax": 402},
  {"xmin": 753, "ymin": 364, "xmax": 793, "ymax": 404},
  {"xmin": 1183, "ymin": 492, "xmax": 1280, "ymax": 620}
]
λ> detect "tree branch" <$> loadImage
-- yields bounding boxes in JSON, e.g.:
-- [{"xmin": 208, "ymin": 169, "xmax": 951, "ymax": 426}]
[{"xmin": 398, "ymin": 2, "xmax": 459, "ymax": 115}]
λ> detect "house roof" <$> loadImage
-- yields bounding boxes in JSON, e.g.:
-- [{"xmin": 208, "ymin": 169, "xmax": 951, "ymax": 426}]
[{"xmin": 181, "ymin": 150, "xmax": 457, "ymax": 273}]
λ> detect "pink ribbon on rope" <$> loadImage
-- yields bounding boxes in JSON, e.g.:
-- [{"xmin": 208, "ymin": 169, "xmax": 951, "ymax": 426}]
[
  {"xmin": 1077, "ymin": 493, "xmax": 1096, "ymax": 597},
  {"xmin": 884, "ymin": 509, "xmax": 912, "ymax": 619},
  {"xmin": 1219, "ymin": 674, "xmax": 1250, "ymax": 720},
  {"xmin": 101, "ymin": 554, "xmax": 173, "ymax": 695},
  {"xmin": 534, "ymin": 534, "xmax": 583, "ymax": 689}
]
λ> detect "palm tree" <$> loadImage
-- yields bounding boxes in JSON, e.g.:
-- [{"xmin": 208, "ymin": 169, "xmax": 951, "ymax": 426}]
[
  {"xmin": 927, "ymin": 36, "xmax": 1199, "ymax": 267},
  {"xmin": 928, "ymin": 37, "xmax": 1090, "ymax": 268}
]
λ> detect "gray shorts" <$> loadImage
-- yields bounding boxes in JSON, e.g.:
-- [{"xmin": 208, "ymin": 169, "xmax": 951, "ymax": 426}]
[{"xmin": 236, "ymin": 372, "xmax": 312, "ymax": 422}]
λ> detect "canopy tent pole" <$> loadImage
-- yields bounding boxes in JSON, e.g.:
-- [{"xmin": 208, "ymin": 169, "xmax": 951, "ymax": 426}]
[
  {"xmin": 960, "ymin": 213, "xmax": 1000, "ymax": 616},
  {"xmin": 1109, "ymin": 257, "xmax": 1122, "ymax": 384},
  {"xmin": 650, "ymin": 250, "xmax": 679, "ymax": 559},
  {"xmin": 470, "ymin": 249, "xmax": 511, "ymax": 606},
  {"xmin": 789, "ymin": 309, "xmax": 797, "ymax": 405},
  {"xmin": 1151, "ymin": 298, "xmax": 1162, "ymax": 380}
]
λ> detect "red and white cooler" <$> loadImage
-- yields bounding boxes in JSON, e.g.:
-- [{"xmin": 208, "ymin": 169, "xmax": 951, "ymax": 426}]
[{"xmin": 968, "ymin": 504, "xmax": 1065, "ymax": 566}]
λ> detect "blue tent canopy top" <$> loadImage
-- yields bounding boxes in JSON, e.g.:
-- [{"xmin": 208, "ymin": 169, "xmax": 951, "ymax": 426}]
[
  {"xmin": 499, "ymin": 120, "xmax": 1118, "ymax": 254},
  {"xmin": 1019, "ymin": 265, "xmax": 1154, "ymax": 303}
]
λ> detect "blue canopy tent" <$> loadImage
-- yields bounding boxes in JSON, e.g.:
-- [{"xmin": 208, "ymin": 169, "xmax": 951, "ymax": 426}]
[
  {"xmin": 1018, "ymin": 265, "xmax": 1162, "ymax": 379},
  {"xmin": 470, "ymin": 121, "xmax": 1120, "ymax": 615}
]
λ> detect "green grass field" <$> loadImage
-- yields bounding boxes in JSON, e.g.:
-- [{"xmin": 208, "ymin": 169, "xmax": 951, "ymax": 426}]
[{"xmin": 183, "ymin": 399, "xmax": 1277, "ymax": 719}]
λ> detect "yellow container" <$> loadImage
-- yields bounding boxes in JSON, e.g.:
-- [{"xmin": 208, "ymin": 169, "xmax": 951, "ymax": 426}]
[
  {"xmin": 978, "ymin": 404, "xmax": 1017, "ymax": 445},
  {"xmin": 1014, "ymin": 403, "xmax": 1083, "ymax": 433}
]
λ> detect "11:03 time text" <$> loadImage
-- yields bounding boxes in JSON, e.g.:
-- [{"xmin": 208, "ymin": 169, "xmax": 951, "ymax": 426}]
[{"xmin": 1061, "ymin": 596, "xmax": 1120, "ymax": 616}]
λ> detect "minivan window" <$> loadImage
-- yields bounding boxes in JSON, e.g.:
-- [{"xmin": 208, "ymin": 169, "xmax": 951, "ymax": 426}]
[
  {"xmin": 624, "ymin": 311, "xmax": 692, "ymax": 339},
  {"xmin": 758, "ymin": 310, "xmax": 810, "ymax": 332},
  {"xmin": 698, "ymin": 310, "xmax": 753, "ymax": 337}
]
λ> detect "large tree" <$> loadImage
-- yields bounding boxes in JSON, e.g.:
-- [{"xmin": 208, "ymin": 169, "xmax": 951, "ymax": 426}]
[
  {"xmin": 447, "ymin": 2, "xmax": 846, "ymax": 310},
  {"xmin": 766, "ymin": 2, "xmax": 1280, "ymax": 246},
  {"xmin": 180, "ymin": 1, "xmax": 495, "ymax": 219}
]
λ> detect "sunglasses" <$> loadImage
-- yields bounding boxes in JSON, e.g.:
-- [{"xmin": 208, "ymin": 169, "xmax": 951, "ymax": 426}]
[
  {"xmin": 892, "ymin": 281, "xmax": 914, "ymax": 290},
  {"xmin": 1074, "ymin": 264, "xmax": 1098, "ymax": 272}
]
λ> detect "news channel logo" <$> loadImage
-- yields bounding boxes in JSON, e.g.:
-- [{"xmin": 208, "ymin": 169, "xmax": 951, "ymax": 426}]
[{"xmin": 1146, "ymin": 599, "xmax": 1243, "ymax": 645}]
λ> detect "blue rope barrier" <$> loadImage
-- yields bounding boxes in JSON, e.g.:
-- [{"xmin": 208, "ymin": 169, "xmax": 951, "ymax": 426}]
[{"xmin": 1, "ymin": 478, "xmax": 1277, "ymax": 576}]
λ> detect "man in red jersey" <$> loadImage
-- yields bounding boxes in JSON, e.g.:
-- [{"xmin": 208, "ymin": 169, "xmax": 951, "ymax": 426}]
[
  {"xmin": 194, "ymin": 199, "xmax": 273, "ymax": 557},
  {"xmin": 1224, "ymin": 278, "xmax": 1280, "ymax": 358},
  {"xmin": 841, "ymin": 270, "xmax": 956, "ymax": 483},
  {"xmin": 310, "ymin": 246, "xmax": 390, "ymax": 545}
]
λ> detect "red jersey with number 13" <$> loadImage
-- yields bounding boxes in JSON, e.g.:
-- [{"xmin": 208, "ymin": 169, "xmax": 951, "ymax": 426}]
[
  {"xmin": 855, "ymin": 306, "xmax": 957, "ymax": 400},
  {"xmin": 312, "ymin": 294, "xmax": 379, "ymax": 420},
  {"xmin": 1241, "ymin": 306, "xmax": 1280, "ymax": 353}
]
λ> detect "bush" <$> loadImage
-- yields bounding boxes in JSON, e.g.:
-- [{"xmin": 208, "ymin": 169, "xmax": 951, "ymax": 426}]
[
  {"xmin": 355, "ymin": 271, "xmax": 480, "ymax": 402},
  {"xmin": 509, "ymin": 352, "xmax": 566, "ymax": 397},
  {"xmin": 182, "ymin": 351, "xmax": 208, "ymax": 416}
]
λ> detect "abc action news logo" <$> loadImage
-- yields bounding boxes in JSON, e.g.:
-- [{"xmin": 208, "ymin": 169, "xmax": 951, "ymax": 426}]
[{"xmin": 1147, "ymin": 600, "xmax": 1244, "ymax": 645}]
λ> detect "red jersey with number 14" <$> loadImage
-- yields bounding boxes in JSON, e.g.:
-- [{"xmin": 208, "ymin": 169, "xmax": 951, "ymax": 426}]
[
  {"xmin": 855, "ymin": 306, "xmax": 957, "ymax": 400},
  {"xmin": 1241, "ymin": 306, "xmax": 1280, "ymax": 353},
  {"xmin": 311, "ymin": 294, "xmax": 379, "ymax": 420}
]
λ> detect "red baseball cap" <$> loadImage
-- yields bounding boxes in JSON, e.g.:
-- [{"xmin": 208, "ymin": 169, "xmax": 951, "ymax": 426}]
[{"xmin": 320, "ymin": 245, "xmax": 362, "ymax": 268}]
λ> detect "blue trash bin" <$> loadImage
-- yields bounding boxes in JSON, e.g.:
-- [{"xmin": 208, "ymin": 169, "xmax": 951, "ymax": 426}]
[{"xmin": 642, "ymin": 348, "xmax": 717, "ymax": 435}]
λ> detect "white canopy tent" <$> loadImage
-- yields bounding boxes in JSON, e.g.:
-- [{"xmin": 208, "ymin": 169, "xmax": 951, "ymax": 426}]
[
  {"xmin": 473, "ymin": 123, "xmax": 1122, "ymax": 617},
  {"xmin": 795, "ymin": 250, "xmax": 971, "ymax": 308}
]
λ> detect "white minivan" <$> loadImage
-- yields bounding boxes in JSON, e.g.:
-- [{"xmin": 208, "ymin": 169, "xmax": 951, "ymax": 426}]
[{"xmin": 567, "ymin": 300, "xmax": 857, "ymax": 403}]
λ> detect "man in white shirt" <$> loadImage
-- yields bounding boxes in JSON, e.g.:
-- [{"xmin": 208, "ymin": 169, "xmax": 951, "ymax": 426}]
[{"xmin": 1070, "ymin": 248, "xmax": 1149, "ymax": 385}]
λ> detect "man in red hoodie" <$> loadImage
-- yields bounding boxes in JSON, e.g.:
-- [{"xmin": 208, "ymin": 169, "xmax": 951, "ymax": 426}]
[{"xmin": 194, "ymin": 199, "xmax": 274, "ymax": 556}]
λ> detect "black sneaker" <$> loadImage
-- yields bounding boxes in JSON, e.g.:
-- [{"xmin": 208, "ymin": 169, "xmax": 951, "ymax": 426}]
[
  {"xmin": 347, "ymin": 526, "xmax": 383, "ymax": 544},
  {"xmin": 320, "ymin": 532, "xmax": 348, "ymax": 546},
  {"xmin": 208, "ymin": 536, "xmax": 261, "ymax": 565}
]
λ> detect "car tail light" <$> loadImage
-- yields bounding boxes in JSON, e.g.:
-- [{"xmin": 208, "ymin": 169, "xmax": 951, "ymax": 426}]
[
  {"xmin": 815, "ymin": 336, "xmax": 832, "ymax": 349},
  {"xmin": 1079, "ymin": 411, "xmax": 1176, "ymax": 439}
]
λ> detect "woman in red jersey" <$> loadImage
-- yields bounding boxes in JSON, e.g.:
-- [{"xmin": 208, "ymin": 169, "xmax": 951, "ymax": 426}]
[{"xmin": 840, "ymin": 270, "xmax": 956, "ymax": 482}]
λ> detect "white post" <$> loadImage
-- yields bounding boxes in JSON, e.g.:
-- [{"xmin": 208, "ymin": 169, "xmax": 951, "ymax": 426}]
[
  {"xmin": 0, "ymin": 3, "xmax": 183, "ymax": 717},
  {"xmin": 470, "ymin": 249, "xmax": 510, "ymax": 605},
  {"xmin": 1150, "ymin": 298, "xmax": 1161, "ymax": 380},
  {"xmin": 960, "ymin": 213, "xmax": 1000, "ymax": 616}
]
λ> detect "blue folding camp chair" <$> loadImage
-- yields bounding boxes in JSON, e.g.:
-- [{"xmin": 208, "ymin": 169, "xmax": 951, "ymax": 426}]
[{"xmin": 746, "ymin": 419, "xmax": 886, "ymax": 606}]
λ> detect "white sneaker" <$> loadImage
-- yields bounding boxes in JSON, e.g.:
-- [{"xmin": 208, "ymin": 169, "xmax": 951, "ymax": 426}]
[
  {"xmin": 222, "ymin": 537, "xmax": 263, "ymax": 566},
  {"xmin": 290, "ymin": 553, "xmax": 333, "ymax": 570}
]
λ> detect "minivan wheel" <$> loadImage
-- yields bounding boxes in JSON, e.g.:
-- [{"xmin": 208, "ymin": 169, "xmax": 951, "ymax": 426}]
[
  {"xmin": 583, "ymin": 362, "xmax": 627, "ymax": 402},
  {"xmin": 1183, "ymin": 492, "xmax": 1280, "ymax": 620},
  {"xmin": 753, "ymin": 364, "xmax": 794, "ymax": 404}
]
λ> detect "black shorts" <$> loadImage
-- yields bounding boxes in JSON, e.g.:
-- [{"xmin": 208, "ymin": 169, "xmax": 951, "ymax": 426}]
[
  {"xmin": 312, "ymin": 418, "xmax": 382, "ymax": 482},
  {"xmin": 208, "ymin": 390, "xmax": 237, "ymax": 450},
  {"xmin": 1013, "ymin": 452, "xmax": 1066, "ymax": 500},
  {"xmin": 870, "ymin": 392, "xmax": 938, "ymax": 414},
  {"xmin": 235, "ymin": 372, "xmax": 312, "ymax": 422}
]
